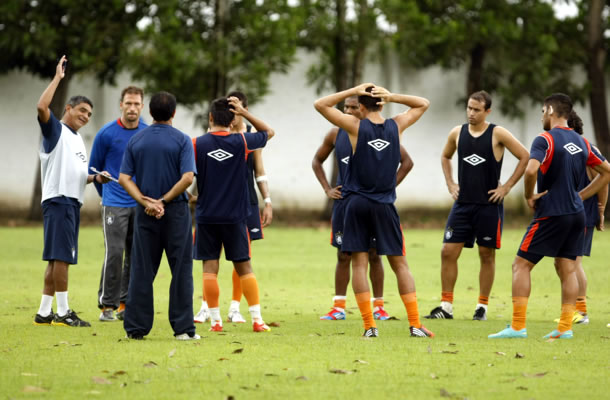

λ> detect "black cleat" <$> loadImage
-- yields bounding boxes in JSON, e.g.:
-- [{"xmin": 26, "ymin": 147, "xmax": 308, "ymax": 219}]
[
  {"xmin": 410, "ymin": 325, "xmax": 435, "ymax": 338},
  {"xmin": 125, "ymin": 333, "xmax": 144, "ymax": 340},
  {"xmin": 362, "ymin": 327, "xmax": 379, "ymax": 337},
  {"xmin": 52, "ymin": 310, "xmax": 91, "ymax": 327},
  {"xmin": 424, "ymin": 306, "xmax": 453, "ymax": 319},
  {"xmin": 472, "ymin": 307, "xmax": 487, "ymax": 321},
  {"xmin": 34, "ymin": 311, "xmax": 54, "ymax": 325}
]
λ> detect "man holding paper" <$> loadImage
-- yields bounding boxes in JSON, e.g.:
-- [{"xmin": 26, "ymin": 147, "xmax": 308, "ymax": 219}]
[{"xmin": 89, "ymin": 86, "xmax": 148, "ymax": 322}]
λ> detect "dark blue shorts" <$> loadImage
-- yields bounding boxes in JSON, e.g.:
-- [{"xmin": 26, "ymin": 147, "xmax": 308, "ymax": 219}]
[
  {"xmin": 582, "ymin": 225, "xmax": 594, "ymax": 257},
  {"xmin": 517, "ymin": 212, "xmax": 585, "ymax": 264},
  {"xmin": 246, "ymin": 203, "xmax": 263, "ymax": 241},
  {"xmin": 330, "ymin": 199, "xmax": 346, "ymax": 248},
  {"xmin": 194, "ymin": 222, "xmax": 251, "ymax": 262},
  {"xmin": 42, "ymin": 198, "xmax": 80, "ymax": 264},
  {"xmin": 341, "ymin": 195, "xmax": 404, "ymax": 256},
  {"xmin": 443, "ymin": 202, "xmax": 504, "ymax": 249}
]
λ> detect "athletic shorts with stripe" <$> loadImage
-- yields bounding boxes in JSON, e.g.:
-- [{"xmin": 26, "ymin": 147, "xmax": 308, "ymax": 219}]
[
  {"xmin": 246, "ymin": 203, "xmax": 263, "ymax": 241},
  {"xmin": 341, "ymin": 194, "xmax": 404, "ymax": 256},
  {"xmin": 42, "ymin": 198, "xmax": 80, "ymax": 264},
  {"xmin": 443, "ymin": 202, "xmax": 504, "ymax": 249},
  {"xmin": 517, "ymin": 212, "xmax": 585, "ymax": 264},
  {"xmin": 194, "ymin": 222, "xmax": 251, "ymax": 262}
]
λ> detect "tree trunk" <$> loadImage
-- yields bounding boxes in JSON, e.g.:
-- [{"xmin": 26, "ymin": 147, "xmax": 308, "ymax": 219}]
[
  {"xmin": 28, "ymin": 77, "xmax": 70, "ymax": 221},
  {"xmin": 466, "ymin": 43, "xmax": 485, "ymax": 99},
  {"xmin": 586, "ymin": 0, "xmax": 610, "ymax": 218}
]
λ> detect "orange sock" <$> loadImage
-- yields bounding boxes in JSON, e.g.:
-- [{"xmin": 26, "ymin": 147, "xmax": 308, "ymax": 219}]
[
  {"xmin": 441, "ymin": 291, "xmax": 454, "ymax": 303},
  {"xmin": 203, "ymin": 273, "xmax": 219, "ymax": 308},
  {"xmin": 478, "ymin": 295, "xmax": 489, "ymax": 305},
  {"xmin": 576, "ymin": 296, "xmax": 587, "ymax": 314},
  {"xmin": 333, "ymin": 297, "xmax": 346, "ymax": 310},
  {"xmin": 240, "ymin": 273, "xmax": 260, "ymax": 306},
  {"xmin": 400, "ymin": 292, "xmax": 421, "ymax": 328},
  {"xmin": 355, "ymin": 292, "xmax": 376, "ymax": 329},
  {"xmin": 511, "ymin": 296, "xmax": 528, "ymax": 331},
  {"xmin": 232, "ymin": 269, "xmax": 243, "ymax": 302},
  {"xmin": 373, "ymin": 298, "xmax": 384, "ymax": 308},
  {"xmin": 117, "ymin": 302, "xmax": 125, "ymax": 313},
  {"xmin": 558, "ymin": 303, "xmax": 576, "ymax": 332}
]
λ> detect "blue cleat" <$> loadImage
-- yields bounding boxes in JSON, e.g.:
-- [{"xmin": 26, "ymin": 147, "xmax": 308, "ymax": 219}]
[
  {"xmin": 320, "ymin": 308, "xmax": 346, "ymax": 320},
  {"xmin": 488, "ymin": 324, "xmax": 527, "ymax": 339},
  {"xmin": 373, "ymin": 307, "xmax": 391, "ymax": 320},
  {"xmin": 543, "ymin": 329, "xmax": 573, "ymax": 339}
]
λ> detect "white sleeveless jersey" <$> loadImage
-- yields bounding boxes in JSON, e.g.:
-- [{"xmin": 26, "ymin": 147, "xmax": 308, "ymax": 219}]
[{"xmin": 39, "ymin": 122, "xmax": 89, "ymax": 204}]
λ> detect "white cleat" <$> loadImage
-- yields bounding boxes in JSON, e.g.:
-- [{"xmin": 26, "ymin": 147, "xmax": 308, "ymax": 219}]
[
  {"xmin": 175, "ymin": 333, "xmax": 201, "ymax": 340},
  {"xmin": 227, "ymin": 308, "xmax": 247, "ymax": 323},
  {"xmin": 194, "ymin": 307, "xmax": 210, "ymax": 323}
]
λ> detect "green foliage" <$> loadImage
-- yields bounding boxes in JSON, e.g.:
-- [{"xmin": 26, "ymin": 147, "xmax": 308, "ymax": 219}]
[
  {"xmin": 0, "ymin": 0, "xmax": 145, "ymax": 84},
  {"xmin": 127, "ymin": 0, "xmax": 301, "ymax": 116}
]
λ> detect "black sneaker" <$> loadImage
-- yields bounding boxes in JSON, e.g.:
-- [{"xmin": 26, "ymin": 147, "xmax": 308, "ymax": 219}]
[
  {"xmin": 424, "ymin": 306, "xmax": 453, "ymax": 319},
  {"xmin": 52, "ymin": 310, "xmax": 91, "ymax": 327},
  {"xmin": 410, "ymin": 325, "xmax": 435, "ymax": 338},
  {"xmin": 472, "ymin": 307, "xmax": 487, "ymax": 321},
  {"xmin": 34, "ymin": 311, "xmax": 54, "ymax": 325},
  {"xmin": 362, "ymin": 327, "xmax": 379, "ymax": 337},
  {"xmin": 116, "ymin": 309, "xmax": 125, "ymax": 321},
  {"xmin": 125, "ymin": 333, "xmax": 144, "ymax": 340}
]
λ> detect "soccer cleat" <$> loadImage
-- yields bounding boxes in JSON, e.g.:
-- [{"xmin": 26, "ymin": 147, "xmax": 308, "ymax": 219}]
[
  {"xmin": 488, "ymin": 324, "xmax": 527, "ymax": 339},
  {"xmin": 116, "ymin": 309, "xmax": 125, "ymax": 321},
  {"xmin": 175, "ymin": 333, "xmax": 201, "ymax": 341},
  {"xmin": 554, "ymin": 311, "xmax": 586, "ymax": 324},
  {"xmin": 576, "ymin": 314, "xmax": 589, "ymax": 325},
  {"xmin": 410, "ymin": 325, "xmax": 435, "ymax": 338},
  {"xmin": 209, "ymin": 322, "xmax": 223, "ymax": 332},
  {"xmin": 125, "ymin": 333, "xmax": 144, "ymax": 340},
  {"xmin": 253, "ymin": 322, "xmax": 271, "ymax": 332},
  {"xmin": 319, "ymin": 308, "xmax": 346, "ymax": 320},
  {"xmin": 373, "ymin": 307, "xmax": 391, "ymax": 320},
  {"xmin": 227, "ymin": 309, "xmax": 247, "ymax": 323},
  {"xmin": 362, "ymin": 327, "xmax": 379, "ymax": 337},
  {"xmin": 52, "ymin": 310, "xmax": 91, "ymax": 327},
  {"xmin": 99, "ymin": 308, "xmax": 116, "ymax": 322},
  {"xmin": 194, "ymin": 307, "xmax": 211, "ymax": 323},
  {"xmin": 544, "ymin": 329, "xmax": 573, "ymax": 340},
  {"xmin": 424, "ymin": 306, "xmax": 453, "ymax": 319},
  {"xmin": 473, "ymin": 307, "xmax": 487, "ymax": 321},
  {"xmin": 34, "ymin": 311, "xmax": 54, "ymax": 325}
]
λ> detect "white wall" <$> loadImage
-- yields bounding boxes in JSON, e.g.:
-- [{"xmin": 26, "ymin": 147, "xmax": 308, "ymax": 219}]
[{"xmin": 0, "ymin": 51, "xmax": 600, "ymax": 214}]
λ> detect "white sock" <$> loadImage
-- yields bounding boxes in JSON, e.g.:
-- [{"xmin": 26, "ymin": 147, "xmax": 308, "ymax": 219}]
[
  {"xmin": 229, "ymin": 300, "xmax": 240, "ymax": 312},
  {"xmin": 476, "ymin": 303, "xmax": 488, "ymax": 312},
  {"xmin": 56, "ymin": 292, "xmax": 69, "ymax": 316},
  {"xmin": 249, "ymin": 304, "xmax": 262, "ymax": 324},
  {"xmin": 38, "ymin": 295, "xmax": 54, "ymax": 316},
  {"xmin": 440, "ymin": 301, "xmax": 453, "ymax": 314},
  {"xmin": 200, "ymin": 300, "xmax": 209, "ymax": 311},
  {"xmin": 209, "ymin": 307, "xmax": 221, "ymax": 323}
]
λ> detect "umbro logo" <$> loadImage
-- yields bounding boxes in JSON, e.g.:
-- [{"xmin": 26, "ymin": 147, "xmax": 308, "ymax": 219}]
[
  {"xmin": 463, "ymin": 154, "xmax": 486, "ymax": 166},
  {"xmin": 564, "ymin": 142, "xmax": 582, "ymax": 155},
  {"xmin": 207, "ymin": 149, "xmax": 233, "ymax": 161},
  {"xmin": 367, "ymin": 139, "xmax": 390, "ymax": 152},
  {"xmin": 250, "ymin": 228, "xmax": 260, "ymax": 233},
  {"xmin": 341, "ymin": 156, "xmax": 350, "ymax": 165}
]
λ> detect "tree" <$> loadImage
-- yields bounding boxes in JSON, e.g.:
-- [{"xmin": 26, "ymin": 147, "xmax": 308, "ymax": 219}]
[
  {"xmin": 0, "ymin": 0, "xmax": 146, "ymax": 219},
  {"xmin": 126, "ymin": 0, "xmax": 301, "ymax": 121}
]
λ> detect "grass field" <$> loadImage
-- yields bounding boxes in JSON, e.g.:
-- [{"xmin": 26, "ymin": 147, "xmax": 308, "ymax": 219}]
[{"xmin": 1, "ymin": 226, "xmax": 609, "ymax": 399}]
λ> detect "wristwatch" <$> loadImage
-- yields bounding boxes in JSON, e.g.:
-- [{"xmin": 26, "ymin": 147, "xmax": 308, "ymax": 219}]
[{"xmin": 161, "ymin": 197, "xmax": 168, "ymax": 205}]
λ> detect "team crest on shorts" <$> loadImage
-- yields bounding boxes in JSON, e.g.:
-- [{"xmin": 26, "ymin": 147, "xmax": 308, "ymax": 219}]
[
  {"xmin": 445, "ymin": 228, "xmax": 453, "ymax": 240},
  {"xmin": 335, "ymin": 232, "xmax": 343, "ymax": 245}
]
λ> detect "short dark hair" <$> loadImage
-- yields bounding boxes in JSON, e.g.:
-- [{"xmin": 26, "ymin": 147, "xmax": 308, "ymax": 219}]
[
  {"xmin": 227, "ymin": 90, "xmax": 248, "ymax": 108},
  {"xmin": 358, "ymin": 86, "xmax": 380, "ymax": 111},
  {"xmin": 568, "ymin": 110, "xmax": 584, "ymax": 135},
  {"xmin": 209, "ymin": 97, "xmax": 234, "ymax": 127},
  {"xmin": 469, "ymin": 90, "xmax": 492, "ymax": 110},
  {"xmin": 67, "ymin": 95, "xmax": 93, "ymax": 109},
  {"xmin": 544, "ymin": 93, "xmax": 572, "ymax": 118},
  {"xmin": 121, "ymin": 86, "xmax": 144, "ymax": 102},
  {"xmin": 149, "ymin": 91, "xmax": 176, "ymax": 122}
]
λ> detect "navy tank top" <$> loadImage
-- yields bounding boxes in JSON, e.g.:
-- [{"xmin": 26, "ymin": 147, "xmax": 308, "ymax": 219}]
[{"xmin": 335, "ymin": 128, "xmax": 351, "ymax": 186}]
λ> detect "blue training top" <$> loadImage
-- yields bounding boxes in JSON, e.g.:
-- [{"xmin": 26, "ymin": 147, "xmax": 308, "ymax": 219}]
[
  {"xmin": 530, "ymin": 126, "xmax": 605, "ymax": 218},
  {"xmin": 193, "ymin": 131, "xmax": 268, "ymax": 224},
  {"xmin": 342, "ymin": 119, "xmax": 400, "ymax": 203},
  {"xmin": 89, "ymin": 118, "xmax": 148, "ymax": 207},
  {"xmin": 335, "ymin": 128, "xmax": 351, "ymax": 186},
  {"xmin": 120, "ymin": 124, "xmax": 196, "ymax": 202}
]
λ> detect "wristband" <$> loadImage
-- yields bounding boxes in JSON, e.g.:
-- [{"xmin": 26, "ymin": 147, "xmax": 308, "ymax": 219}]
[
  {"xmin": 264, "ymin": 197, "xmax": 272, "ymax": 204},
  {"xmin": 256, "ymin": 175, "xmax": 268, "ymax": 183},
  {"xmin": 161, "ymin": 197, "xmax": 168, "ymax": 205}
]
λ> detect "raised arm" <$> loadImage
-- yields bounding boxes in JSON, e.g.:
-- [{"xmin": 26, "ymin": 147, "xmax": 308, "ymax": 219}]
[
  {"xmin": 441, "ymin": 127, "xmax": 460, "ymax": 200},
  {"xmin": 253, "ymin": 150, "xmax": 273, "ymax": 227},
  {"xmin": 313, "ymin": 83, "xmax": 371, "ymax": 136},
  {"xmin": 396, "ymin": 145, "xmax": 414, "ymax": 186},
  {"xmin": 312, "ymin": 127, "xmax": 341, "ymax": 199},
  {"xmin": 37, "ymin": 56, "xmax": 66, "ymax": 124},
  {"xmin": 229, "ymin": 97, "xmax": 275, "ymax": 140},
  {"xmin": 370, "ymin": 86, "xmax": 430, "ymax": 133},
  {"xmin": 487, "ymin": 126, "xmax": 529, "ymax": 203}
]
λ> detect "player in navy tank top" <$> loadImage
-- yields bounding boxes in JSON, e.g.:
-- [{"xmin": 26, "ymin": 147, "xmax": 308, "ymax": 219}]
[
  {"xmin": 312, "ymin": 96, "xmax": 414, "ymax": 321},
  {"xmin": 427, "ymin": 91, "xmax": 529, "ymax": 322},
  {"xmin": 490, "ymin": 93, "xmax": 610, "ymax": 340},
  {"xmin": 315, "ymin": 83, "xmax": 433, "ymax": 338}
]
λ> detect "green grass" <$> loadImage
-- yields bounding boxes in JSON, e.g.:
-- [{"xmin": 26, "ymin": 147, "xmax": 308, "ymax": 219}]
[{"xmin": 1, "ymin": 226, "xmax": 609, "ymax": 399}]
